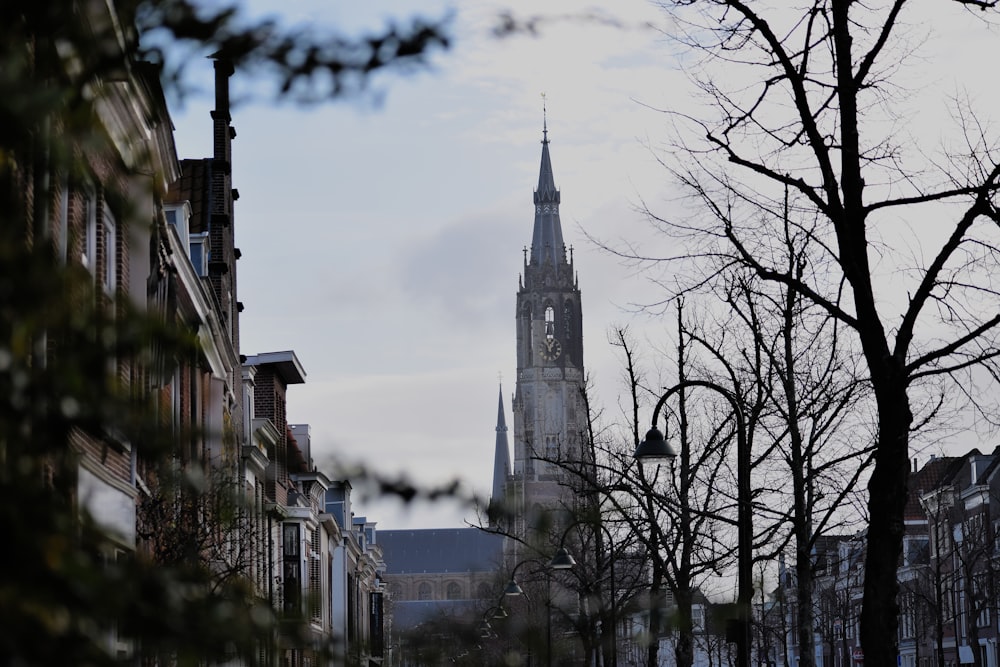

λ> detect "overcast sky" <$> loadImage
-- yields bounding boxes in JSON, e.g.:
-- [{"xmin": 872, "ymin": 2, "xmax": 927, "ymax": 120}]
[
  {"xmin": 167, "ymin": 1, "xmax": 995, "ymax": 530},
  {"xmin": 166, "ymin": 0, "xmax": 680, "ymax": 529}
]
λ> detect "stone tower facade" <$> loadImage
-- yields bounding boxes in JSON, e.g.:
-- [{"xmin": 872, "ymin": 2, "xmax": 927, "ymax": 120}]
[{"xmin": 510, "ymin": 123, "xmax": 590, "ymax": 536}]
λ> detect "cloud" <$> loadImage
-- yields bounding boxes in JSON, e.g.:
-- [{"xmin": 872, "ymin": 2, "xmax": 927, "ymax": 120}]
[{"xmin": 396, "ymin": 208, "xmax": 523, "ymax": 331}]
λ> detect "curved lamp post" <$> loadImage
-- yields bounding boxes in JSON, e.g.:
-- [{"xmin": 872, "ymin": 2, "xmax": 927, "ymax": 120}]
[
  {"xmin": 551, "ymin": 519, "xmax": 621, "ymax": 667},
  {"xmin": 504, "ymin": 551, "xmax": 578, "ymax": 667},
  {"xmin": 633, "ymin": 380, "xmax": 750, "ymax": 667}
]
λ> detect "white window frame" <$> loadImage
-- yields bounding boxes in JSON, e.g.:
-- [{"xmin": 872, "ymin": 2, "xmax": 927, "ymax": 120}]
[
  {"xmin": 82, "ymin": 187, "xmax": 97, "ymax": 275},
  {"xmin": 58, "ymin": 174, "xmax": 70, "ymax": 263},
  {"xmin": 189, "ymin": 232, "xmax": 209, "ymax": 277},
  {"xmin": 103, "ymin": 206, "xmax": 116, "ymax": 297}
]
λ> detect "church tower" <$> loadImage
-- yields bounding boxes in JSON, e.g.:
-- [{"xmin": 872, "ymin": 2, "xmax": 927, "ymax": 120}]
[{"xmin": 511, "ymin": 119, "xmax": 590, "ymax": 534}]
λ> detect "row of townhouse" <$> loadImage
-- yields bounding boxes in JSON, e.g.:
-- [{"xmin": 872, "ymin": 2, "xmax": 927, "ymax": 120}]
[
  {"xmin": 771, "ymin": 450, "xmax": 1000, "ymax": 667},
  {"xmin": 10, "ymin": 2, "xmax": 388, "ymax": 665}
]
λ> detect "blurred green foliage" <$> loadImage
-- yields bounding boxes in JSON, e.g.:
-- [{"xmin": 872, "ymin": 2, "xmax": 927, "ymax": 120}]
[{"xmin": 0, "ymin": 1, "xmax": 449, "ymax": 664}]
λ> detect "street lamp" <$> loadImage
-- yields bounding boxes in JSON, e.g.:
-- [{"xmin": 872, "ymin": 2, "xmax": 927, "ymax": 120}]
[
  {"xmin": 504, "ymin": 578, "xmax": 526, "ymax": 597},
  {"xmin": 553, "ymin": 520, "xmax": 620, "ymax": 667},
  {"xmin": 633, "ymin": 380, "xmax": 751, "ymax": 667},
  {"xmin": 549, "ymin": 547, "xmax": 576, "ymax": 570},
  {"xmin": 504, "ymin": 553, "xmax": 577, "ymax": 667}
]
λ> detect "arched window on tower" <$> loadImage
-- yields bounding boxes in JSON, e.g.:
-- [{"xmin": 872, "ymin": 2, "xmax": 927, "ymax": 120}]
[
  {"xmin": 546, "ymin": 435, "xmax": 559, "ymax": 463},
  {"xmin": 544, "ymin": 305, "xmax": 555, "ymax": 339},
  {"xmin": 563, "ymin": 301, "xmax": 573, "ymax": 339}
]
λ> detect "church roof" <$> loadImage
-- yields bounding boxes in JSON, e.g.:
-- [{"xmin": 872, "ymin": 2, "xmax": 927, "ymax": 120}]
[
  {"xmin": 390, "ymin": 599, "xmax": 481, "ymax": 631},
  {"xmin": 379, "ymin": 528, "xmax": 502, "ymax": 574},
  {"xmin": 530, "ymin": 123, "xmax": 565, "ymax": 267}
]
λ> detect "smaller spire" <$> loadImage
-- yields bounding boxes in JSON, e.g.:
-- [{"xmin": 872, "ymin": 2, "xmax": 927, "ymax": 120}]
[
  {"xmin": 496, "ymin": 384, "xmax": 508, "ymax": 432},
  {"xmin": 491, "ymin": 384, "xmax": 512, "ymax": 516}
]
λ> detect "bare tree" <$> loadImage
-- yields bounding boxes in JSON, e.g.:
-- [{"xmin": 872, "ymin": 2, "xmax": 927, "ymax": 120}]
[
  {"xmin": 570, "ymin": 316, "xmax": 740, "ymax": 667},
  {"xmin": 702, "ymin": 229, "xmax": 873, "ymax": 667},
  {"xmin": 629, "ymin": 1, "xmax": 1000, "ymax": 659},
  {"xmin": 137, "ymin": 455, "xmax": 264, "ymax": 594}
]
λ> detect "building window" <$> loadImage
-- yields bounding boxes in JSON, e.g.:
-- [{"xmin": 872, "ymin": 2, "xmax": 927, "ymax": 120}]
[
  {"xmin": 82, "ymin": 188, "xmax": 97, "ymax": 274},
  {"xmin": 904, "ymin": 537, "xmax": 929, "ymax": 566},
  {"xmin": 546, "ymin": 435, "xmax": 559, "ymax": 462},
  {"xmin": 692, "ymin": 605, "xmax": 705, "ymax": 632},
  {"xmin": 283, "ymin": 523, "xmax": 301, "ymax": 614},
  {"xmin": 973, "ymin": 574, "xmax": 990, "ymax": 627},
  {"xmin": 417, "ymin": 582, "xmax": 432, "ymax": 601},
  {"xmin": 446, "ymin": 582, "xmax": 462, "ymax": 600},
  {"xmin": 544, "ymin": 305, "xmax": 555, "ymax": 339},
  {"xmin": 102, "ymin": 207, "xmax": 116, "ymax": 297},
  {"xmin": 900, "ymin": 592, "xmax": 915, "ymax": 639},
  {"xmin": 189, "ymin": 232, "xmax": 209, "ymax": 276},
  {"xmin": 57, "ymin": 175, "xmax": 69, "ymax": 263},
  {"xmin": 309, "ymin": 527, "xmax": 321, "ymax": 623}
]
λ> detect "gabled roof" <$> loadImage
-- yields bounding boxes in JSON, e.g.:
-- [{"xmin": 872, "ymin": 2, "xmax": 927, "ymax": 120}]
[
  {"xmin": 979, "ymin": 445, "xmax": 1000, "ymax": 481},
  {"xmin": 167, "ymin": 159, "xmax": 211, "ymax": 234},
  {"xmin": 379, "ymin": 528, "xmax": 503, "ymax": 574},
  {"xmin": 905, "ymin": 456, "xmax": 961, "ymax": 520}
]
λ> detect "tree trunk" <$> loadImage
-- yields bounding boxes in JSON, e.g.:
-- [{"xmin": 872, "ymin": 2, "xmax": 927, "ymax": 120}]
[
  {"xmin": 675, "ymin": 587, "xmax": 695, "ymax": 667},
  {"xmin": 859, "ymin": 388, "xmax": 911, "ymax": 658},
  {"xmin": 831, "ymin": 0, "xmax": 912, "ymax": 654}
]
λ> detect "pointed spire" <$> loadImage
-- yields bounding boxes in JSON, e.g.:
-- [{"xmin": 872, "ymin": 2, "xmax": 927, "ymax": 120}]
[
  {"xmin": 531, "ymin": 103, "xmax": 565, "ymax": 266},
  {"xmin": 491, "ymin": 384, "xmax": 512, "ymax": 509},
  {"xmin": 542, "ymin": 92, "xmax": 548, "ymax": 144},
  {"xmin": 536, "ymin": 98, "xmax": 556, "ymax": 197}
]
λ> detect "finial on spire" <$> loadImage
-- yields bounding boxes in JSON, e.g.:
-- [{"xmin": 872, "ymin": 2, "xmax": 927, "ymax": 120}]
[{"xmin": 541, "ymin": 92, "xmax": 548, "ymax": 144}]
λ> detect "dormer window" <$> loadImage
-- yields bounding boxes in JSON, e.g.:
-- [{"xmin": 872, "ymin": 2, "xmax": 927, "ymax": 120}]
[
  {"xmin": 189, "ymin": 233, "xmax": 210, "ymax": 277},
  {"xmin": 165, "ymin": 202, "xmax": 207, "ymax": 275}
]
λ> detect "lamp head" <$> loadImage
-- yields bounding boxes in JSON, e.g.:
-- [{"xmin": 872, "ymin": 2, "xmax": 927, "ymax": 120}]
[
  {"xmin": 549, "ymin": 547, "xmax": 577, "ymax": 570},
  {"xmin": 633, "ymin": 425, "xmax": 677, "ymax": 465},
  {"xmin": 503, "ymin": 579, "xmax": 525, "ymax": 596}
]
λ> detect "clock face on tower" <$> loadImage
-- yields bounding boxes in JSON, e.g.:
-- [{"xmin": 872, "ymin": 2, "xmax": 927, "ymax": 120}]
[{"xmin": 539, "ymin": 337, "xmax": 562, "ymax": 361}]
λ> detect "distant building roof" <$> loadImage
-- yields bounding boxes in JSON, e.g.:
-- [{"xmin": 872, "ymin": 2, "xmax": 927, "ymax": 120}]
[
  {"xmin": 390, "ymin": 599, "xmax": 481, "ymax": 630},
  {"xmin": 379, "ymin": 528, "xmax": 503, "ymax": 574},
  {"xmin": 905, "ymin": 456, "xmax": 960, "ymax": 520}
]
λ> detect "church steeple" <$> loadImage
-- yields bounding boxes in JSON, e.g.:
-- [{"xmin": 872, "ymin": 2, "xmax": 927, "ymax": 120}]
[
  {"xmin": 511, "ymin": 114, "xmax": 587, "ymax": 528},
  {"xmin": 491, "ymin": 384, "xmax": 511, "ymax": 508},
  {"xmin": 530, "ymin": 112, "xmax": 565, "ymax": 267}
]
